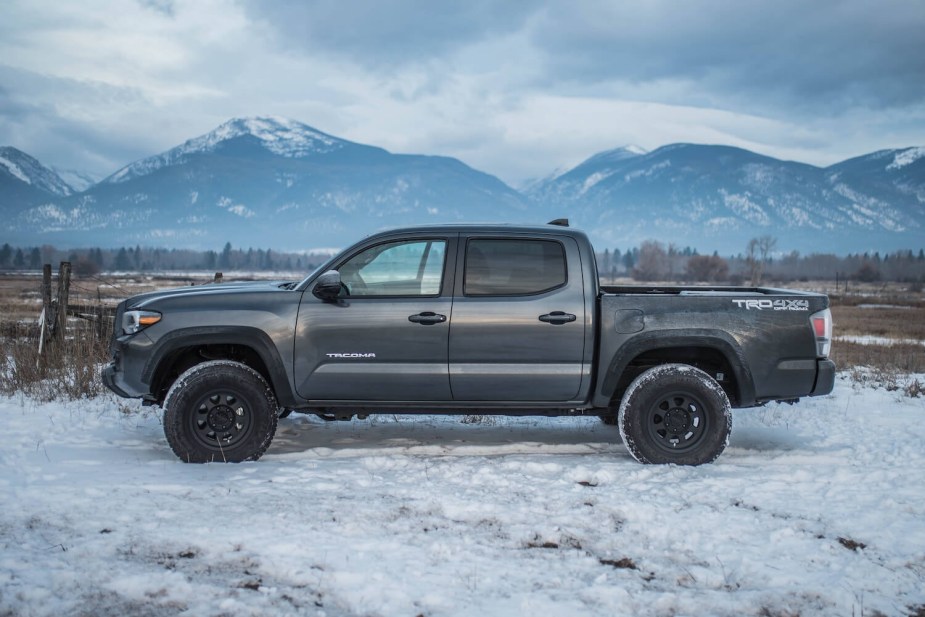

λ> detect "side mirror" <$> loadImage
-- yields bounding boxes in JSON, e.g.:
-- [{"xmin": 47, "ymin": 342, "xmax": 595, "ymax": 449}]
[{"xmin": 312, "ymin": 270, "xmax": 344, "ymax": 301}]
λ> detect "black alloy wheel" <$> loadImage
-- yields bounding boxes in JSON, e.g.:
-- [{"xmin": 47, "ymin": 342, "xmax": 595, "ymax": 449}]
[
  {"xmin": 618, "ymin": 364, "xmax": 731, "ymax": 465},
  {"xmin": 163, "ymin": 360, "xmax": 278, "ymax": 463}
]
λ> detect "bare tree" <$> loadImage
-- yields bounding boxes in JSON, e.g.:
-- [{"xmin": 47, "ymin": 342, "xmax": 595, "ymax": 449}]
[
  {"xmin": 686, "ymin": 254, "xmax": 729, "ymax": 282},
  {"xmin": 746, "ymin": 235, "xmax": 777, "ymax": 285},
  {"xmin": 633, "ymin": 240, "xmax": 668, "ymax": 281}
]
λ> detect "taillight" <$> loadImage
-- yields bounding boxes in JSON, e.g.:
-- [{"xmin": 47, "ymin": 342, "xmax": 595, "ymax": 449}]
[{"xmin": 811, "ymin": 308, "xmax": 832, "ymax": 357}]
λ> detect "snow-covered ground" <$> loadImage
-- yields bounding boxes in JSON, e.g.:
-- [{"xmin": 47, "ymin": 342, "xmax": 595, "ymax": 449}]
[
  {"xmin": 836, "ymin": 334, "xmax": 925, "ymax": 347},
  {"xmin": 1, "ymin": 374, "xmax": 924, "ymax": 617}
]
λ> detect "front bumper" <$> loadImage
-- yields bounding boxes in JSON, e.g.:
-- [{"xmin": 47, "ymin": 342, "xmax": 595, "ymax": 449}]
[
  {"xmin": 102, "ymin": 361, "xmax": 134, "ymax": 398},
  {"xmin": 100, "ymin": 331, "xmax": 155, "ymax": 400}
]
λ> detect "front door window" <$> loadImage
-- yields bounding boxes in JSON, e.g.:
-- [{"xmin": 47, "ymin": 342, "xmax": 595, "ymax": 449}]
[{"xmin": 340, "ymin": 240, "xmax": 446, "ymax": 296}]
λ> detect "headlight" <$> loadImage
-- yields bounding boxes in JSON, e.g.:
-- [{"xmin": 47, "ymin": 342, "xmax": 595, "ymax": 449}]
[{"xmin": 122, "ymin": 310, "xmax": 162, "ymax": 335}]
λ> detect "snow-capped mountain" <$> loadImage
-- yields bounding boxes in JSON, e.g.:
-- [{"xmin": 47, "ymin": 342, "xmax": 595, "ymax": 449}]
[
  {"xmin": 0, "ymin": 146, "xmax": 75, "ymax": 208},
  {"xmin": 527, "ymin": 144, "xmax": 925, "ymax": 253},
  {"xmin": 103, "ymin": 117, "xmax": 348, "ymax": 185},
  {"xmin": 5, "ymin": 117, "xmax": 532, "ymax": 250},
  {"xmin": 2, "ymin": 124, "xmax": 923, "ymax": 254}
]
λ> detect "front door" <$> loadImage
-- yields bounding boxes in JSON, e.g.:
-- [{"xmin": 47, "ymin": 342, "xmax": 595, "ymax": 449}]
[
  {"xmin": 294, "ymin": 236, "xmax": 455, "ymax": 401},
  {"xmin": 448, "ymin": 235, "xmax": 587, "ymax": 402}
]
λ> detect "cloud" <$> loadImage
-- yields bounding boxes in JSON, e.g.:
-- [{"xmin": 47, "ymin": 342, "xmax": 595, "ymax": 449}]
[
  {"xmin": 0, "ymin": 0, "xmax": 923, "ymax": 186},
  {"xmin": 242, "ymin": 0, "xmax": 536, "ymax": 70},
  {"xmin": 527, "ymin": 0, "xmax": 925, "ymax": 114}
]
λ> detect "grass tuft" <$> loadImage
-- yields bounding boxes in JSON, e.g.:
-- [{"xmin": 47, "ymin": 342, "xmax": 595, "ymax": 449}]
[{"xmin": 0, "ymin": 317, "xmax": 110, "ymax": 401}]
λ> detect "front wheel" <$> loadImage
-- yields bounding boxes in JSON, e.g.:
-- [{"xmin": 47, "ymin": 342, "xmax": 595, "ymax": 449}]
[
  {"xmin": 618, "ymin": 364, "xmax": 731, "ymax": 465},
  {"xmin": 163, "ymin": 360, "xmax": 278, "ymax": 463}
]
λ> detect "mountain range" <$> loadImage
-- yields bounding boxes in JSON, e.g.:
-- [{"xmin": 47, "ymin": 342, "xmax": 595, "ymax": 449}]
[{"xmin": 2, "ymin": 118, "xmax": 923, "ymax": 254}]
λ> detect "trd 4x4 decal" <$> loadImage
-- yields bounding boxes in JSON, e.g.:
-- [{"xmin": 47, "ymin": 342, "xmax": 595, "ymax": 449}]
[{"xmin": 731, "ymin": 299, "xmax": 810, "ymax": 311}]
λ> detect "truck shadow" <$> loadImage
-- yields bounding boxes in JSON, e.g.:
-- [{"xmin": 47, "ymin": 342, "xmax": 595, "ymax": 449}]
[
  {"xmin": 266, "ymin": 414, "xmax": 817, "ymax": 461},
  {"xmin": 266, "ymin": 414, "xmax": 626, "ymax": 459},
  {"xmin": 728, "ymin": 425, "xmax": 814, "ymax": 453}
]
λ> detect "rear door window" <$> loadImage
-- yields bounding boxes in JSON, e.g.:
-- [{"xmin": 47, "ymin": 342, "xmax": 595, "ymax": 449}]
[{"xmin": 464, "ymin": 239, "xmax": 567, "ymax": 296}]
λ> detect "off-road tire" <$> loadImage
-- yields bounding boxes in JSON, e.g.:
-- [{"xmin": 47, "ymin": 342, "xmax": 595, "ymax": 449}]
[
  {"xmin": 163, "ymin": 360, "xmax": 278, "ymax": 463},
  {"xmin": 618, "ymin": 364, "xmax": 731, "ymax": 465}
]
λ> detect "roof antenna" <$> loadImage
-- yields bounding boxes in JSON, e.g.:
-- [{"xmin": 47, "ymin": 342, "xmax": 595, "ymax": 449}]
[{"xmin": 547, "ymin": 218, "xmax": 569, "ymax": 227}]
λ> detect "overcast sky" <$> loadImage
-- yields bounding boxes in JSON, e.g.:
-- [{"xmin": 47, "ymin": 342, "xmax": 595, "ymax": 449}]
[{"xmin": 1, "ymin": 0, "xmax": 923, "ymax": 186}]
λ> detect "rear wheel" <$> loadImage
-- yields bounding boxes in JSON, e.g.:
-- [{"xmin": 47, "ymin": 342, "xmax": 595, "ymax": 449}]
[
  {"xmin": 618, "ymin": 364, "xmax": 731, "ymax": 465},
  {"xmin": 163, "ymin": 360, "xmax": 278, "ymax": 463}
]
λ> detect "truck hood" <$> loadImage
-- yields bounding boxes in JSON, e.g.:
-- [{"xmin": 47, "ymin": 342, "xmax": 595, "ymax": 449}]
[{"xmin": 126, "ymin": 280, "xmax": 297, "ymax": 308}]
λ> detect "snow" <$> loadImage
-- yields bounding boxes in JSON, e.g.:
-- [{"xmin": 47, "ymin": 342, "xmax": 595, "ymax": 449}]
[
  {"xmin": 857, "ymin": 304, "xmax": 915, "ymax": 310},
  {"xmin": 719, "ymin": 189, "xmax": 771, "ymax": 226},
  {"xmin": 580, "ymin": 171, "xmax": 615, "ymax": 194},
  {"xmin": 836, "ymin": 334, "xmax": 925, "ymax": 347},
  {"xmin": 886, "ymin": 147, "xmax": 925, "ymax": 171},
  {"xmin": 106, "ymin": 117, "xmax": 345, "ymax": 184},
  {"xmin": 831, "ymin": 184, "xmax": 906, "ymax": 231},
  {"xmin": 53, "ymin": 168, "xmax": 99, "ymax": 192},
  {"xmin": 1, "ymin": 375, "xmax": 924, "ymax": 616},
  {"xmin": 0, "ymin": 154, "xmax": 31, "ymax": 184},
  {"xmin": 216, "ymin": 196, "xmax": 256, "ymax": 218},
  {"xmin": 0, "ymin": 147, "xmax": 74, "ymax": 196},
  {"xmin": 623, "ymin": 160, "xmax": 671, "ymax": 183},
  {"xmin": 585, "ymin": 146, "xmax": 648, "ymax": 166}
]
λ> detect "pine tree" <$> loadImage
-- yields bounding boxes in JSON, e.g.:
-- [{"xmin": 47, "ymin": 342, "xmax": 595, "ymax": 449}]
[
  {"xmin": 219, "ymin": 242, "xmax": 232, "ymax": 270},
  {"xmin": 114, "ymin": 247, "xmax": 132, "ymax": 270}
]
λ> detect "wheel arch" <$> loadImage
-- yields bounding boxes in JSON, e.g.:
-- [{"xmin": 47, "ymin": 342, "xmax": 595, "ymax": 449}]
[
  {"xmin": 596, "ymin": 330, "xmax": 756, "ymax": 408},
  {"xmin": 143, "ymin": 327, "xmax": 294, "ymax": 407}
]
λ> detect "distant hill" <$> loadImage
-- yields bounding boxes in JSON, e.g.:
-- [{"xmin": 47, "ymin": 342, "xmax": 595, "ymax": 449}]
[
  {"xmin": 1, "ymin": 120, "xmax": 923, "ymax": 254},
  {"xmin": 0, "ymin": 146, "xmax": 75, "ymax": 216},
  {"xmin": 526, "ymin": 144, "xmax": 925, "ymax": 253}
]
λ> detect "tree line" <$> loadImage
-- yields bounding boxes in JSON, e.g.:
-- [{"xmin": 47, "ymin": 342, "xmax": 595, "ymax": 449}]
[
  {"xmin": 0, "ymin": 243, "xmax": 336, "ymax": 275},
  {"xmin": 597, "ymin": 236, "xmax": 925, "ymax": 285},
  {"xmin": 2, "ymin": 238, "xmax": 923, "ymax": 284}
]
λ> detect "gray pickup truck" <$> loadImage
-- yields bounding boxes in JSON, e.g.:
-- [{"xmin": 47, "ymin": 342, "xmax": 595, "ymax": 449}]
[{"xmin": 103, "ymin": 221, "xmax": 835, "ymax": 465}]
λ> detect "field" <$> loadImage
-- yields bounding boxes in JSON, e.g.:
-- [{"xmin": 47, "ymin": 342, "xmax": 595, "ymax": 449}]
[{"xmin": 1, "ymin": 272, "xmax": 924, "ymax": 616}]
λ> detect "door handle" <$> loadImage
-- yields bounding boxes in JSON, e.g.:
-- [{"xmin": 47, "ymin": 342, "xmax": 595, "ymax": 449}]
[
  {"xmin": 539, "ymin": 311, "xmax": 576, "ymax": 325},
  {"xmin": 408, "ymin": 312, "xmax": 447, "ymax": 325}
]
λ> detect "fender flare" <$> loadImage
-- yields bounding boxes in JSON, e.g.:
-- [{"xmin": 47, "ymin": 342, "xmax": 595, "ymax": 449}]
[
  {"xmin": 141, "ymin": 326, "xmax": 298, "ymax": 407},
  {"xmin": 595, "ymin": 329, "xmax": 756, "ymax": 408}
]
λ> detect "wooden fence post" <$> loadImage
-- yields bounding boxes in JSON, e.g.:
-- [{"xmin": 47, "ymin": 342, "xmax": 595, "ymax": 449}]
[
  {"xmin": 55, "ymin": 261, "xmax": 71, "ymax": 339},
  {"xmin": 41, "ymin": 264, "xmax": 52, "ymax": 340}
]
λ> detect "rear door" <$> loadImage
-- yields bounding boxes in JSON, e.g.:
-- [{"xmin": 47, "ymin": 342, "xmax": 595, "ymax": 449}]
[
  {"xmin": 294, "ymin": 234, "xmax": 456, "ymax": 401},
  {"xmin": 448, "ymin": 234, "xmax": 587, "ymax": 402}
]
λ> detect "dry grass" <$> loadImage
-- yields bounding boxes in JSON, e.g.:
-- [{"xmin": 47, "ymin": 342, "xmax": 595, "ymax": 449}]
[
  {"xmin": 831, "ymin": 305, "xmax": 925, "ymax": 340},
  {"xmin": 831, "ymin": 341, "xmax": 925, "ymax": 374},
  {"xmin": 0, "ymin": 324, "xmax": 110, "ymax": 400},
  {"xmin": 828, "ymin": 291, "xmax": 925, "ymax": 395},
  {"xmin": 0, "ymin": 272, "xmax": 120, "ymax": 400},
  {"xmin": 0, "ymin": 271, "xmax": 227, "ymax": 401},
  {"xmin": 829, "ymin": 291, "xmax": 925, "ymax": 376}
]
